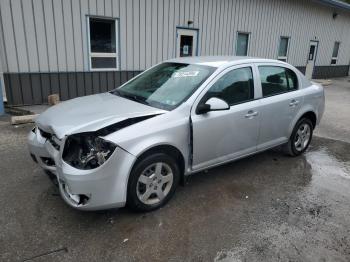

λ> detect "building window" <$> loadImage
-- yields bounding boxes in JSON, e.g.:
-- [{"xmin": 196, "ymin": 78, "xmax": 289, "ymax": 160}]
[
  {"xmin": 236, "ymin": 32, "xmax": 249, "ymax": 56},
  {"xmin": 278, "ymin": 37, "xmax": 289, "ymax": 62},
  {"xmin": 88, "ymin": 17, "xmax": 118, "ymax": 70},
  {"xmin": 331, "ymin": 42, "xmax": 340, "ymax": 65}
]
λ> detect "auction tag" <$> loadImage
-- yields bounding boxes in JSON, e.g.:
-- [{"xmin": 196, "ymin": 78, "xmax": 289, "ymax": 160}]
[{"xmin": 173, "ymin": 71, "xmax": 199, "ymax": 78}]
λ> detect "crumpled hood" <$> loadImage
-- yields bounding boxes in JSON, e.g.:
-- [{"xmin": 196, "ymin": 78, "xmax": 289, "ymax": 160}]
[{"xmin": 36, "ymin": 93, "xmax": 165, "ymax": 139}]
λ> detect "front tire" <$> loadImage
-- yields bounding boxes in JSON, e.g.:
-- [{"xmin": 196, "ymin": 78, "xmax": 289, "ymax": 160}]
[
  {"xmin": 127, "ymin": 153, "xmax": 180, "ymax": 212},
  {"xmin": 284, "ymin": 118, "xmax": 313, "ymax": 156}
]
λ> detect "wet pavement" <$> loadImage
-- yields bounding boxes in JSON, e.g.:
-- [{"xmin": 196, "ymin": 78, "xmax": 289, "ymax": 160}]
[
  {"xmin": 0, "ymin": 121, "xmax": 350, "ymax": 262},
  {"xmin": 1, "ymin": 77, "xmax": 350, "ymax": 262}
]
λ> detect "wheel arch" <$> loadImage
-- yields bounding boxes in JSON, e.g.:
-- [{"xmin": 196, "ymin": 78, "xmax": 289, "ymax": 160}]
[
  {"xmin": 132, "ymin": 144, "xmax": 187, "ymax": 186},
  {"xmin": 289, "ymin": 108, "xmax": 318, "ymax": 137}
]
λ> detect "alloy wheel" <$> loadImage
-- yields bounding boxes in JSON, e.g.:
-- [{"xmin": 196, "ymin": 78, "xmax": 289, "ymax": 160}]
[
  {"xmin": 294, "ymin": 123, "xmax": 311, "ymax": 151},
  {"xmin": 136, "ymin": 162, "xmax": 174, "ymax": 205}
]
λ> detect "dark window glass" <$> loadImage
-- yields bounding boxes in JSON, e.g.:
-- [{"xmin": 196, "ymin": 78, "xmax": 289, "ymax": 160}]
[
  {"xmin": 259, "ymin": 66, "xmax": 298, "ymax": 97},
  {"xmin": 90, "ymin": 18, "xmax": 116, "ymax": 53},
  {"xmin": 91, "ymin": 57, "xmax": 117, "ymax": 69},
  {"xmin": 236, "ymin": 33, "xmax": 249, "ymax": 56},
  {"xmin": 332, "ymin": 42, "xmax": 340, "ymax": 58},
  {"xmin": 205, "ymin": 67, "xmax": 254, "ymax": 106},
  {"xmin": 309, "ymin": 45, "xmax": 315, "ymax": 61},
  {"xmin": 278, "ymin": 37, "xmax": 289, "ymax": 57},
  {"xmin": 180, "ymin": 35, "xmax": 193, "ymax": 57}
]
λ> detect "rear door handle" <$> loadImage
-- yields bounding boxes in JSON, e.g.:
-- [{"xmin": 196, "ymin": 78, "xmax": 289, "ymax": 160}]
[
  {"xmin": 289, "ymin": 99, "xmax": 299, "ymax": 107},
  {"xmin": 245, "ymin": 110, "xmax": 258, "ymax": 118}
]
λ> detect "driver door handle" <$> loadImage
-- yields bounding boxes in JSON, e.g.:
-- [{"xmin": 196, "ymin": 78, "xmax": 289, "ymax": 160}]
[
  {"xmin": 289, "ymin": 99, "xmax": 299, "ymax": 107},
  {"xmin": 245, "ymin": 110, "xmax": 258, "ymax": 118}
]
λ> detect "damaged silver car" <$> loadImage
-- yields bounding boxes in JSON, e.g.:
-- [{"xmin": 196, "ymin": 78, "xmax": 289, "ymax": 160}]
[{"xmin": 28, "ymin": 56, "xmax": 325, "ymax": 211}]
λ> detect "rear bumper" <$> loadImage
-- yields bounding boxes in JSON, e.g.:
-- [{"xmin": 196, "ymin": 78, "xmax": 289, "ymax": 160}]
[{"xmin": 28, "ymin": 128, "xmax": 136, "ymax": 210}]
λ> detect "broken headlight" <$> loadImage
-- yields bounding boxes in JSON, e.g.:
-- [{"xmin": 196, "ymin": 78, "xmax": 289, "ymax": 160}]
[{"xmin": 62, "ymin": 133, "xmax": 117, "ymax": 170}]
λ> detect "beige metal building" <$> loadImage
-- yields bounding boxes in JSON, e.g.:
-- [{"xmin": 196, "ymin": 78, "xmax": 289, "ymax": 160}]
[{"xmin": 0, "ymin": 0, "xmax": 349, "ymax": 106}]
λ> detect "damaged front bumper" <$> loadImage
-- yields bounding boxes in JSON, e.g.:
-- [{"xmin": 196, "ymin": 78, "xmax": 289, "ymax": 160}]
[{"xmin": 28, "ymin": 127, "xmax": 136, "ymax": 210}]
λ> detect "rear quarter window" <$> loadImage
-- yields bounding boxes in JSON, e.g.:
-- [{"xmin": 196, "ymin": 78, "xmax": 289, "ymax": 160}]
[{"xmin": 259, "ymin": 66, "xmax": 299, "ymax": 97}]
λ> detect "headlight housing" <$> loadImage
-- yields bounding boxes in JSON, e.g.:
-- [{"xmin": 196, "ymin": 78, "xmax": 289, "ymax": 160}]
[{"xmin": 62, "ymin": 133, "xmax": 117, "ymax": 170}]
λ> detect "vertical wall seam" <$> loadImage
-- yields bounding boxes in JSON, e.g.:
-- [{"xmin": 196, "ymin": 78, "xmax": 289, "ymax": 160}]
[
  {"xmin": 0, "ymin": 4, "xmax": 9, "ymax": 72},
  {"xmin": 9, "ymin": 0, "xmax": 20, "ymax": 72},
  {"xmin": 61, "ymin": 0, "xmax": 68, "ymax": 71},
  {"xmin": 20, "ymin": 0, "xmax": 34, "ymax": 102},
  {"xmin": 51, "ymin": 0, "xmax": 60, "ymax": 72}
]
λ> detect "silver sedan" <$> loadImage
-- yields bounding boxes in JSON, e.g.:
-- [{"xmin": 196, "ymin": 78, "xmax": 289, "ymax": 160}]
[{"xmin": 28, "ymin": 56, "xmax": 325, "ymax": 211}]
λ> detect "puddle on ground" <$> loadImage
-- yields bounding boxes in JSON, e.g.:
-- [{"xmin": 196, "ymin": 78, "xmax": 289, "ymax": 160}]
[{"xmin": 305, "ymin": 147, "xmax": 350, "ymax": 180}]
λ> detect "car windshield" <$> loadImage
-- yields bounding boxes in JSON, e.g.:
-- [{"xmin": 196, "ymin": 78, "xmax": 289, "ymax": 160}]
[{"xmin": 111, "ymin": 62, "xmax": 216, "ymax": 110}]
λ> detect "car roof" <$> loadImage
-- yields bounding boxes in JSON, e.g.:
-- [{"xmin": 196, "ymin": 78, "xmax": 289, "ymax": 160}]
[{"xmin": 166, "ymin": 56, "xmax": 287, "ymax": 68}]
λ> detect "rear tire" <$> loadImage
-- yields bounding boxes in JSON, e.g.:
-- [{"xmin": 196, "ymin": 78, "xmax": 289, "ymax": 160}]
[
  {"xmin": 127, "ymin": 153, "xmax": 180, "ymax": 212},
  {"xmin": 283, "ymin": 118, "xmax": 313, "ymax": 156}
]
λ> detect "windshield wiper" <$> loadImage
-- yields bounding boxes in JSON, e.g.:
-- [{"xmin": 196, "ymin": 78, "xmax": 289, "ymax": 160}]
[{"xmin": 112, "ymin": 89, "xmax": 149, "ymax": 106}]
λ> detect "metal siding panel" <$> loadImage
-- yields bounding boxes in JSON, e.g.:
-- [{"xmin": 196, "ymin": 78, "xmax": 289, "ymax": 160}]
[
  {"xmin": 71, "ymin": 0, "xmax": 84, "ymax": 71},
  {"xmin": 157, "ymin": 0, "xmax": 163, "ymax": 62},
  {"xmin": 80, "ymin": 0, "xmax": 89, "ymax": 71},
  {"xmin": 0, "ymin": 6, "xmax": 8, "ymax": 72},
  {"xmin": 52, "ymin": 0, "xmax": 67, "ymax": 71},
  {"xmin": 0, "ymin": 0, "xmax": 18, "ymax": 72},
  {"xmin": 133, "ymin": 0, "xmax": 140, "ymax": 69},
  {"xmin": 99, "ymin": 71, "xmax": 108, "ymax": 92},
  {"xmin": 50, "ymin": 73, "xmax": 60, "ymax": 96},
  {"xmin": 107, "ymin": 71, "xmax": 114, "ymax": 90},
  {"xmin": 139, "ymin": 0, "xmax": 146, "ymax": 69},
  {"xmin": 97, "ymin": 0, "xmax": 105, "ymax": 15},
  {"xmin": 62, "ymin": 0, "xmax": 76, "ymax": 71},
  {"xmin": 126, "ymin": 0, "xmax": 133, "ymax": 69},
  {"xmin": 21, "ymin": 74, "xmax": 33, "ymax": 104},
  {"xmin": 76, "ymin": 72, "xmax": 86, "ymax": 97},
  {"xmin": 84, "ymin": 72, "xmax": 93, "ymax": 95},
  {"xmin": 9, "ymin": 74, "xmax": 23, "ymax": 105},
  {"xmin": 151, "ymin": 0, "xmax": 158, "ymax": 65},
  {"xmin": 120, "ymin": 0, "xmax": 127, "ymax": 70},
  {"xmin": 114, "ymin": 71, "xmax": 122, "ymax": 87},
  {"xmin": 89, "ymin": 0, "xmax": 97, "ymax": 14},
  {"xmin": 43, "ymin": 0, "xmax": 59, "ymax": 71},
  {"xmin": 58, "ymin": 73, "xmax": 69, "ymax": 100},
  {"xmin": 22, "ymin": 0, "xmax": 40, "ymax": 72},
  {"xmin": 41, "ymin": 74, "xmax": 51, "ymax": 102},
  {"xmin": 92, "ymin": 72, "xmax": 100, "ymax": 93},
  {"xmin": 11, "ymin": 0, "xmax": 29, "ymax": 72},
  {"xmin": 168, "ymin": 0, "xmax": 175, "ymax": 59},
  {"xmin": 105, "ymin": 0, "xmax": 113, "ymax": 17},
  {"xmin": 32, "ymin": 0, "xmax": 49, "ymax": 71},
  {"xmin": 3, "ymin": 74, "xmax": 13, "ymax": 103},
  {"xmin": 145, "ymin": 0, "xmax": 152, "ymax": 68},
  {"xmin": 68, "ymin": 73, "xmax": 77, "ymax": 99},
  {"xmin": 31, "ymin": 74, "xmax": 43, "ymax": 104}
]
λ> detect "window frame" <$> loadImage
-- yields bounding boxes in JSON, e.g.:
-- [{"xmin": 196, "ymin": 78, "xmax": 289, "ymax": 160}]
[
  {"xmin": 256, "ymin": 64, "xmax": 300, "ymax": 98},
  {"xmin": 203, "ymin": 66, "xmax": 255, "ymax": 106},
  {"xmin": 87, "ymin": 16, "xmax": 120, "ymax": 71},
  {"xmin": 331, "ymin": 41, "xmax": 340, "ymax": 65},
  {"xmin": 194, "ymin": 64, "xmax": 259, "ymax": 113},
  {"xmin": 277, "ymin": 36, "xmax": 290, "ymax": 62},
  {"xmin": 235, "ymin": 32, "xmax": 250, "ymax": 56}
]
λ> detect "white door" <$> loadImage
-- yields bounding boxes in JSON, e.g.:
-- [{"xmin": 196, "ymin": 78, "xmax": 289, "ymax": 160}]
[
  {"xmin": 176, "ymin": 28, "xmax": 198, "ymax": 57},
  {"xmin": 305, "ymin": 41, "xmax": 318, "ymax": 79}
]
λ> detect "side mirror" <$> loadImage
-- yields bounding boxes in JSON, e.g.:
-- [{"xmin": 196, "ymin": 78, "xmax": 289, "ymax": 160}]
[{"xmin": 196, "ymin": 97, "xmax": 230, "ymax": 114}]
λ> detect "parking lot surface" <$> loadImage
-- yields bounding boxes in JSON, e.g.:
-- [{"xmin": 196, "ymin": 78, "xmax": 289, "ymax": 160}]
[{"xmin": 1, "ymin": 78, "xmax": 350, "ymax": 262}]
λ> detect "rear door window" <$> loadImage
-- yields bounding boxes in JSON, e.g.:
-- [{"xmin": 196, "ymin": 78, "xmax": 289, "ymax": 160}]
[{"xmin": 259, "ymin": 66, "xmax": 298, "ymax": 97}]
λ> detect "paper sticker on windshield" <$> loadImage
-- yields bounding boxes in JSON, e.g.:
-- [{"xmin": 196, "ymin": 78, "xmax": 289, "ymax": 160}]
[{"xmin": 173, "ymin": 71, "xmax": 199, "ymax": 78}]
